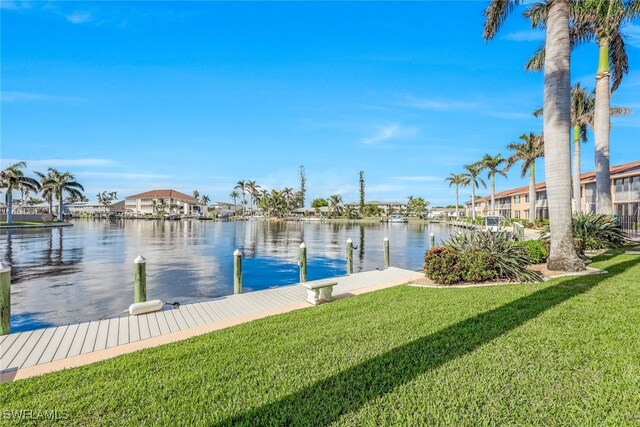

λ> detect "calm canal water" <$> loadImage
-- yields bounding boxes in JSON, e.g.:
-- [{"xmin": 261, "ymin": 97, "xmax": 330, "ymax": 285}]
[{"xmin": 1, "ymin": 219, "xmax": 451, "ymax": 332}]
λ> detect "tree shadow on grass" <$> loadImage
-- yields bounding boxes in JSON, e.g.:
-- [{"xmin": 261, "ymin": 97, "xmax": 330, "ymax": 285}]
[{"xmin": 216, "ymin": 256, "xmax": 639, "ymax": 426}]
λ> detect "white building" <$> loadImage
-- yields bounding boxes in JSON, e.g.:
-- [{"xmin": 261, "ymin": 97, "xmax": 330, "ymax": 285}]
[{"xmin": 125, "ymin": 189, "xmax": 203, "ymax": 216}]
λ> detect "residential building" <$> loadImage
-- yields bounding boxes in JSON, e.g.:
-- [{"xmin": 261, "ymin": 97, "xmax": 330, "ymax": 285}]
[
  {"xmin": 345, "ymin": 200, "xmax": 407, "ymax": 215},
  {"xmin": 124, "ymin": 189, "xmax": 203, "ymax": 216},
  {"xmin": 465, "ymin": 161, "xmax": 640, "ymax": 219}
]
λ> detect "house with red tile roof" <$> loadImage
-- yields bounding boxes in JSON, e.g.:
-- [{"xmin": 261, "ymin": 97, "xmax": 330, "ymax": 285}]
[{"xmin": 464, "ymin": 160, "xmax": 640, "ymax": 219}]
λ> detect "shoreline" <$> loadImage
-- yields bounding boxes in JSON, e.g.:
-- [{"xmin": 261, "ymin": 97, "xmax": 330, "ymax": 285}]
[{"xmin": 0, "ymin": 222, "xmax": 73, "ymax": 230}]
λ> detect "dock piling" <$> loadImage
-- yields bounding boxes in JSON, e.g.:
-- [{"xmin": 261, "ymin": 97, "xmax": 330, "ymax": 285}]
[
  {"xmin": 134, "ymin": 255, "xmax": 147, "ymax": 304},
  {"xmin": 346, "ymin": 239, "xmax": 353, "ymax": 275},
  {"xmin": 383, "ymin": 237, "xmax": 390, "ymax": 269},
  {"xmin": 299, "ymin": 242, "xmax": 307, "ymax": 283},
  {"xmin": 429, "ymin": 232, "xmax": 435, "ymax": 248},
  {"xmin": 0, "ymin": 262, "xmax": 10, "ymax": 335},
  {"xmin": 234, "ymin": 249, "xmax": 243, "ymax": 294}
]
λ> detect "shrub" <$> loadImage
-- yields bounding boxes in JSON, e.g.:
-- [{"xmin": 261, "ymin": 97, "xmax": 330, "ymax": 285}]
[
  {"xmin": 459, "ymin": 251, "xmax": 498, "ymax": 282},
  {"xmin": 518, "ymin": 240, "xmax": 548, "ymax": 264},
  {"xmin": 447, "ymin": 231, "xmax": 542, "ymax": 283},
  {"xmin": 424, "ymin": 246, "xmax": 463, "ymax": 285},
  {"xmin": 541, "ymin": 213, "xmax": 629, "ymax": 256}
]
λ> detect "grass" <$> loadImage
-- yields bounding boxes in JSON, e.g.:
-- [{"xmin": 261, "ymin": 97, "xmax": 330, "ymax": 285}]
[{"xmin": 2, "ymin": 250, "xmax": 640, "ymax": 425}]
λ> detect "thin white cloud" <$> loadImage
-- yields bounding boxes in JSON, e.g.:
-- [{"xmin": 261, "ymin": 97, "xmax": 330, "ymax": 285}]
[
  {"xmin": 398, "ymin": 95, "xmax": 478, "ymax": 111},
  {"xmin": 1, "ymin": 158, "xmax": 115, "ymax": 169},
  {"xmin": 76, "ymin": 172, "xmax": 170, "ymax": 180},
  {"xmin": 65, "ymin": 10, "xmax": 92, "ymax": 24},
  {"xmin": 1, "ymin": 91, "xmax": 86, "ymax": 103},
  {"xmin": 392, "ymin": 176, "xmax": 441, "ymax": 182},
  {"xmin": 502, "ymin": 30, "xmax": 545, "ymax": 42},
  {"xmin": 0, "ymin": 1, "xmax": 31, "ymax": 10},
  {"xmin": 361, "ymin": 124, "xmax": 418, "ymax": 145}
]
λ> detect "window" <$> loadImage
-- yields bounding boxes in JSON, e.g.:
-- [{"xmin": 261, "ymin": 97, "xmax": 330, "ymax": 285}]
[
  {"xmin": 514, "ymin": 210, "xmax": 520, "ymax": 219},
  {"xmin": 514, "ymin": 195, "xmax": 520, "ymax": 204},
  {"xmin": 524, "ymin": 195, "xmax": 529, "ymax": 203}
]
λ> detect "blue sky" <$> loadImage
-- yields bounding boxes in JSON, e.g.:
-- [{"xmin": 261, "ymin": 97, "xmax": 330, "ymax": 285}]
[{"xmin": 2, "ymin": 1, "xmax": 639, "ymax": 206}]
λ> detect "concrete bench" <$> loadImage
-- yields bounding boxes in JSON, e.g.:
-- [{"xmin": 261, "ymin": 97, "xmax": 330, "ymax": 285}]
[{"xmin": 301, "ymin": 281, "xmax": 338, "ymax": 305}]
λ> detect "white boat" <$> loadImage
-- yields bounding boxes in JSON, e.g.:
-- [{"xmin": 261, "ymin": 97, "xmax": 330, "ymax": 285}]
[{"xmin": 388, "ymin": 215, "xmax": 408, "ymax": 223}]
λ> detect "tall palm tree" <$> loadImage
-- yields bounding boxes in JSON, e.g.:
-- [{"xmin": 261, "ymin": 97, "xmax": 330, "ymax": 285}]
[
  {"xmin": 192, "ymin": 190, "xmax": 200, "ymax": 201},
  {"xmin": 35, "ymin": 170, "xmax": 55, "ymax": 216},
  {"xmin": 235, "ymin": 181, "xmax": 247, "ymax": 215},
  {"xmin": 461, "ymin": 163, "xmax": 486, "ymax": 221},
  {"xmin": 534, "ymin": 84, "xmax": 629, "ymax": 213},
  {"xmin": 0, "ymin": 162, "xmax": 40, "ymax": 224},
  {"xmin": 485, "ymin": 0, "xmax": 584, "ymax": 271},
  {"xmin": 201, "ymin": 195, "xmax": 210, "ymax": 205},
  {"xmin": 506, "ymin": 133, "xmax": 544, "ymax": 223},
  {"xmin": 246, "ymin": 180, "xmax": 260, "ymax": 211},
  {"xmin": 480, "ymin": 153, "xmax": 508, "ymax": 216},
  {"xmin": 574, "ymin": 0, "xmax": 638, "ymax": 214},
  {"xmin": 229, "ymin": 190, "xmax": 240, "ymax": 215},
  {"xmin": 444, "ymin": 173, "xmax": 469, "ymax": 219},
  {"xmin": 282, "ymin": 187, "xmax": 296, "ymax": 212},
  {"xmin": 41, "ymin": 169, "xmax": 85, "ymax": 221},
  {"xmin": 328, "ymin": 194, "xmax": 343, "ymax": 218}
]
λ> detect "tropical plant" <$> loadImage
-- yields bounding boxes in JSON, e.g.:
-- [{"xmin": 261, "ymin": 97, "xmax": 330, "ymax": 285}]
[
  {"xmin": 344, "ymin": 205, "xmax": 361, "ymax": 220},
  {"xmin": 328, "ymin": 194, "xmax": 343, "ymax": 218},
  {"xmin": 298, "ymin": 166, "xmax": 306, "ymax": 208},
  {"xmin": 96, "ymin": 191, "xmax": 118, "ymax": 212},
  {"xmin": 282, "ymin": 187, "xmax": 296, "ymax": 210},
  {"xmin": 152, "ymin": 197, "xmax": 167, "ymax": 216},
  {"xmin": 192, "ymin": 190, "xmax": 200, "ymax": 201},
  {"xmin": 484, "ymin": 0, "xmax": 584, "ymax": 271},
  {"xmin": 229, "ymin": 191, "xmax": 240, "ymax": 214},
  {"xmin": 363, "ymin": 204, "xmax": 381, "ymax": 217},
  {"xmin": 518, "ymin": 239, "xmax": 549, "ymax": 264},
  {"xmin": 311, "ymin": 198, "xmax": 328, "ymax": 209},
  {"xmin": 200, "ymin": 195, "xmax": 210, "ymax": 206},
  {"xmin": 444, "ymin": 173, "xmax": 469, "ymax": 219},
  {"xmin": 541, "ymin": 212, "xmax": 629, "ymax": 256},
  {"xmin": 235, "ymin": 181, "xmax": 246, "ymax": 215},
  {"xmin": 506, "ymin": 132, "xmax": 544, "ymax": 223},
  {"xmin": 533, "ymin": 84, "xmax": 629, "ymax": 213},
  {"xmin": 407, "ymin": 196, "xmax": 429, "ymax": 216},
  {"xmin": 246, "ymin": 181, "xmax": 260, "ymax": 211},
  {"xmin": 446, "ymin": 232, "xmax": 542, "ymax": 283},
  {"xmin": 359, "ymin": 171, "xmax": 365, "ymax": 213},
  {"xmin": 461, "ymin": 163, "xmax": 486, "ymax": 221},
  {"xmin": 39, "ymin": 168, "xmax": 84, "ymax": 221},
  {"xmin": 35, "ymin": 170, "xmax": 55, "ymax": 216},
  {"xmin": 479, "ymin": 153, "xmax": 508, "ymax": 216},
  {"xmin": 0, "ymin": 162, "xmax": 40, "ymax": 224}
]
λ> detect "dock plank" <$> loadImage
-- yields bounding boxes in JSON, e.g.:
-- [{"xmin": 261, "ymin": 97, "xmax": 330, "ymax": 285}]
[
  {"xmin": 53, "ymin": 324, "xmax": 80, "ymax": 361},
  {"xmin": 106, "ymin": 318, "xmax": 119, "ymax": 348},
  {"xmin": 0, "ymin": 332, "xmax": 21, "ymax": 360},
  {"xmin": 21, "ymin": 328, "xmax": 57, "ymax": 368},
  {"xmin": 91, "ymin": 320, "xmax": 110, "ymax": 352},
  {"xmin": 128, "ymin": 316, "xmax": 140, "ymax": 343},
  {"xmin": 171, "ymin": 309, "xmax": 190, "ymax": 330},
  {"xmin": 68, "ymin": 322, "xmax": 90, "ymax": 357},
  {"xmin": 198, "ymin": 301, "xmax": 225, "ymax": 322},
  {"xmin": 37, "ymin": 326, "xmax": 68, "ymax": 364},
  {"xmin": 162, "ymin": 310, "xmax": 180, "ymax": 333},
  {"xmin": 192, "ymin": 303, "xmax": 215, "ymax": 324},
  {"xmin": 155, "ymin": 311, "xmax": 171, "ymax": 335},
  {"xmin": 138, "ymin": 315, "xmax": 151, "ymax": 340},
  {"xmin": 148, "ymin": 313, "xmax": 162, "ymax": 337},
  {"xmin": 183, "ymin": 304, "xmax": 206, "ymax": 327},
  {"xmin": 118, "ymin": 316, "xmax": 129, "ymax": 346},
  {"xmin": 176, "ymin": 306, "xmax": 198, "ymax": 329},
  {"xmin": 2, "ymin": 330, "xmax": 43, "ymax": 372}
]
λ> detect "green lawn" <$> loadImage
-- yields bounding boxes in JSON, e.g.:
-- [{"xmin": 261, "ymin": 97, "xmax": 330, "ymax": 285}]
[{"xmin": 2, "ymin": 250, "xmax": 640, "ymax": 425}]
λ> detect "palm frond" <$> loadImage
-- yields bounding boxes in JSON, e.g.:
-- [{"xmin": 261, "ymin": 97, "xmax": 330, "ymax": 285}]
[
  {"xmin": 525, "ymin": 42, "xmax": 545, "ymax": 71},
  {"xmin": 609, "ymin": 32, "xmax": 629, "ymax": 92},
  {"xmin": 483, "ymin": 0, "xmax": 520, "ymax": 41}
]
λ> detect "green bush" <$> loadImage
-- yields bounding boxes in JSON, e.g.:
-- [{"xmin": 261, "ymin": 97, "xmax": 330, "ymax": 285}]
[
  {"xmin": 424, "ymin": 246, "xmax": 464, "ymax": 285},
  {"xmin": 541, "ymin": 213, "xmax": 629, "ymax": 256},
  {"xmin": 447, "ymin": 232, "xmax": 542, "ymax": 283},
  {"xmin": 459, "ymin": 251, "xmax": 498, "ymax": 282},
  {"xmin": 518, "ymin": 240, "xmax": 548, "ymax": 264}
]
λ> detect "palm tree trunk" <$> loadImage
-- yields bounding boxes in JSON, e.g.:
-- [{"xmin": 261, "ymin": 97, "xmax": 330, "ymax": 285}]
[
  {"xmin": 594, "ymin": 39, "xmax": 612, "ymax": 215},
  {"xmin": 455, "ymin": 186, "xmax": 459, "ymax": 219},
  {"xmin": 542, "ymin": 0, "xmax": 584, "ymax": 271},
  {"xmin": 6, "ymin": 191, "xmax": 13, "ymax": 224},
  {"xmin": 491, "ymin": 175, "xmax": 496, "ymax": 216},
  {"xmin": 58, "ymin": 191, "xmax": 64, "ymax": 221},
  {"xmin": 48, "ymin": 195, "xmax": 53, "ymax": 216},
  {"xmin": 471, "ymin": 185, "xmax": 476, "ymax": 221},
  {"xmin": 572, "ymin": 124, "xmax": 582, "ymax": 213},
  {"xmin": 529, "ymin": 164, "xmax": 536, "ymax": 223}
]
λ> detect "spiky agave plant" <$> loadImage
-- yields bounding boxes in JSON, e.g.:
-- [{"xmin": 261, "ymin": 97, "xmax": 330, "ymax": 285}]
[{"xmin": 447, "ymin": 231, "xmax": 542, "ymax": 283}]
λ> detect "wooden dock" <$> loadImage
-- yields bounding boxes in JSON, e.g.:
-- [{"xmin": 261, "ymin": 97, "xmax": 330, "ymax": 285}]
[{"xmin": 0, "ymin": 267, "xmax": 422, "ymax": 380}]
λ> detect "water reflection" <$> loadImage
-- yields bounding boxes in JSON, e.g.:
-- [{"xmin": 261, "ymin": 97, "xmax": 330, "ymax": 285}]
[{"xmin": 0, "ymin": 219, "xmax": 450, "ymax": 332}]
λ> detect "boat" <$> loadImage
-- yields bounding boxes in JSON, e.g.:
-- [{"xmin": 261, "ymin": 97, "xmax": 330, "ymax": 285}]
[{"xmin": 387, "ymin": 215, "xmax": 409, "ymax": 223}]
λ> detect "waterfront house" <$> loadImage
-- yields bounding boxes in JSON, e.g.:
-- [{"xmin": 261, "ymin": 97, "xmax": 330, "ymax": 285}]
[
  {"xmin": 124, "ymin": 189, "xmax": 204, "ymax": 217},
  {"xmin": 465, "ymin": 160, "xmax": 640, "ymax": 219},
  {"xmin": 344, "ymin": 200, "xmax": 407, "ymax": 215}
]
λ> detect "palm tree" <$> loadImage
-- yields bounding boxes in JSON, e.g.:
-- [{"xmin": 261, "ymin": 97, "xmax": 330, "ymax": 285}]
[
  {"xmin": 461, "ymin": 163, "xmax": 486, "ymax": 221},
  {"xmin": 40, "ymin": 169, "xmax": 85, "ymax": 221},
  {"xmin": 35, "ymin": 170, "xmax": 55, "ymax": 216},
  {"xmin": 534, "ymin": 84, "xmax": 629, "ymax": 213},
  {"xmin": 328, "ymin": 194, "xmax": 343, "ymax": 218},
  {"xmin": 96, "ymin": 191, "xmax": 117, "ymax": 214},
  {"xmin": 444, "ymin": 173, "xmax": 469, "ymax": 219},
  {"xmin": 574, "ymin": 1, "xmax": 638, "ymax": 214},
  {"xmin": 246, "ymin": 180, "xmax": 260, "ymax": 212},
  {"xmin": 235, "ymin": 181, "xmax": 247, "ymax": 215},
  {"xmin": 0, "ymin": 162, "xmax": 40, "ymax": 224},
  {"xmin": 485, "ymin": 0, "xmax": 584, "ymax": 271},
  {"xmin": 201, "ymin": 195, "xmax": 210, "ymax": 206},
  {"xmin": 192, "ymin": 190, "xmax": 200, "ymax": 201},
  {"xmin": 229, "ymin": 191, "xmax": 240, "ymax": 215},
  {"xmin": 506, "ymin": 133, "xmax": 544, "ymax": 223},
  {"xmin": 480, "ymin": 153, "xmax": 508, "ymax": 216}
]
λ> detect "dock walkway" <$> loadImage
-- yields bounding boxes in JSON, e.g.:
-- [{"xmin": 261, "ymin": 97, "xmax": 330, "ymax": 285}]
[{"xmin": 1, "ymin": 267, "xmax": 422, "ymax": 381}]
